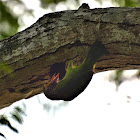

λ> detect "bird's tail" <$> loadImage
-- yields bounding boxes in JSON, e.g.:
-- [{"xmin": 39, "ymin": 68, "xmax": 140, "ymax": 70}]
[{"xmin": 83, "ymin": 41, "xmax": 109, "ymax": 70}]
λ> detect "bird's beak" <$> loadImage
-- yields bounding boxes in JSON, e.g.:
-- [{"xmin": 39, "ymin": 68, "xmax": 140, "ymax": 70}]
[
  {"xmin": 50, "ymin": 73, "xmax": 60, "ymax": 83},
  {"xmin": 44, "ymin": 73, "xmax": 60, "ymax": 89}
]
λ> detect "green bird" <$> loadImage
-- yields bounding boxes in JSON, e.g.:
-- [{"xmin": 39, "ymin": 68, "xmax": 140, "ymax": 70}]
[{"xmin": 43, "ymin": 41, "xmax": 108, "ymax": 101}]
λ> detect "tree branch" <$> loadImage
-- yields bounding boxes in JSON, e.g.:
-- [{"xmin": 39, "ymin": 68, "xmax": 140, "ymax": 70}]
[{"xmin": 0, "ymin": 6, "xmax": 140, "ymax": 108}]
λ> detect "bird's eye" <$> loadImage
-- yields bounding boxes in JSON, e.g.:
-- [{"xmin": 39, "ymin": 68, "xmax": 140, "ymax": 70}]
[{"xmin": 44, "ymin": 82, "xmax": 50, "ymax": 88}]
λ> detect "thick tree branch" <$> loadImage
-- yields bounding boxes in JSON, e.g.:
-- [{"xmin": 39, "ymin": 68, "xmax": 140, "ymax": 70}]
[{"xmin": 0, "ymin": 6, "xmax": 140, "ymax": 109}]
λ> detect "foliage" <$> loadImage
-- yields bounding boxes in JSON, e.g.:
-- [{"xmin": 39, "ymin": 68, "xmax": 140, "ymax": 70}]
[
  {"xmin": 0, "ymin": 115, "xmax": 18, "ymax": 133},
  {"xmin": 0, "ymin": 1, "xmax": 19, "ymax": 40},
  {"xmin": 109, "ymin": 70, "xmax": 123, "ymax": 89},
  {"xmin": 43, "ymin": 101, "xmax": 68, "ymax": 113},
  {"xmin": 0, "ymin": 0, "xmax": 33, "ymax": 40},
  {"xmin": 0, "ymin": 105, "xmax": 26, "ymax": 139},
  {"xmin": 39, "ymin": 0, "xmax": 79, "ymax": 8},
  {"xmin": 40, "ymin": 0, "xmax": 66, "ymax": 8},
  {"xmin": 10, "ymin": 106, "xmax": 26, "ymax": 124},
  {"xmin": 114, "ymin": 0, "xmax": 140, "ymax": 7}
]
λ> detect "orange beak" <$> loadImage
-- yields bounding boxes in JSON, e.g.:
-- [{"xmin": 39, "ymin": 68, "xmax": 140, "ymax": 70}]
[
  {"xmin": 50, "ymin": 73, "xmax": 60, "ymax": 83},
  {"xmin": 44, "ymin": 73, "xmax": 60, "ymax": 88}
]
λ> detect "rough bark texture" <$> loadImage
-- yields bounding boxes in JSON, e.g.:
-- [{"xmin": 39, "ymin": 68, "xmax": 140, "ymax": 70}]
[{"xmin": 0, "ymin": 6, "xmax": 140, "ymax": 109}]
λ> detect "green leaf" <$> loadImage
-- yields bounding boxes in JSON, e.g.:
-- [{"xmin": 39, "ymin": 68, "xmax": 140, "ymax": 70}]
[
  {"xmin": 0, "ymin": 1, "xmax": 19, "ymax": 40},
  {"xmin": 0, "ymin": 115, "xmax": 18, "ymax": 133}
]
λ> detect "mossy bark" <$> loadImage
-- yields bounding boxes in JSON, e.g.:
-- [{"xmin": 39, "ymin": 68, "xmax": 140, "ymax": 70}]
[{"xmin": 0, "ymin": 7, "xmax": 140, "ymax": 109}]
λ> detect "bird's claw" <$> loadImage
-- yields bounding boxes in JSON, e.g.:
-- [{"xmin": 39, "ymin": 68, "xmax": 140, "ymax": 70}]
[{"xmin": 93, "ymin": 64, "xmax": 96, "ymax": 73}]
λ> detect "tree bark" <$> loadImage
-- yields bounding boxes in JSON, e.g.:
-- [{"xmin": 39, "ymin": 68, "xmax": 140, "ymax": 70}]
[{"xmin": 0, "ymin": 6, "xmax": 140, "ymax": 109}]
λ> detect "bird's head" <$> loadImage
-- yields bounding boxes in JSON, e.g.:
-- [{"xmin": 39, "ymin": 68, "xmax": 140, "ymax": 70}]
[{"xmin": 43, "ymin": 73, "xmax": 60, "ymax": 99}]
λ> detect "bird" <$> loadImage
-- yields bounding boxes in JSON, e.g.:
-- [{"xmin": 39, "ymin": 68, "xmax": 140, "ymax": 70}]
[{"xmin": 43, "ymin": 41, "xmax": 108, "ymax": 101}]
